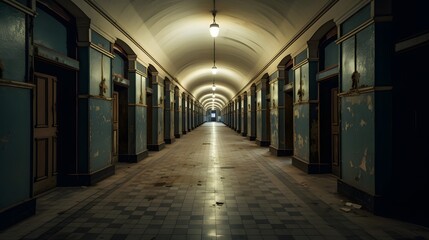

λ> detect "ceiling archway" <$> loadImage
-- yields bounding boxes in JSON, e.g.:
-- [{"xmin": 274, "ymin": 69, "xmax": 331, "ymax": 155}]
[{"xmin": 93, "ymin": 0, "xmax": 331, "ymax": 105}]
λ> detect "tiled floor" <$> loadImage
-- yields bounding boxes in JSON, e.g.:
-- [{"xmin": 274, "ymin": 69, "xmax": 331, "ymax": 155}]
[{"xmin": 1, "ymin": 122, "xmax": 429, "ymax": 240}]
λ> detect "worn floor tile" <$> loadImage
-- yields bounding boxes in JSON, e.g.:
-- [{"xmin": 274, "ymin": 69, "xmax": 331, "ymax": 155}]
[{"xmin": 1, "ymin": 122, "xmax": 429, "ymax": 240}]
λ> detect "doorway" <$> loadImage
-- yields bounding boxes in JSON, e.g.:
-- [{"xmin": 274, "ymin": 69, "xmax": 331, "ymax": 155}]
[
  {"xmin": 33, "ymin": 57, "xmax": 78, "ymax": 195},
  {"xmin": 113, "ymin": 83, "xmax": 128, "ymax": 162},
  {"xmin": 33, "ymin": 73, "xmax": 58, "ymax": 195},
  {"xmin": 319, "ymin": 76, "xmax": 340, "ymax": 176}
]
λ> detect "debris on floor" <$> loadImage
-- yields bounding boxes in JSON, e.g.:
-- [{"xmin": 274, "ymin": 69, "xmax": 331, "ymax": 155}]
[
  {"xmin": 340, "ymin": 207, "xmax": 352, "ymax": 212},
  {"xmin": 216, "ymin": 201, "xmax": 224, "ymax": 206},
  {"xmin": 345, "ymin": 202, "xmax": 362, "ymax": 209}
]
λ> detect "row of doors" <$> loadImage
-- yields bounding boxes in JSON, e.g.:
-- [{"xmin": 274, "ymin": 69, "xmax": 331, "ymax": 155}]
[
  {"xmin": 248, "ymin": 75, "xmax": 339, "ymax": 176},
  {"xmin": 32, "ymin": 71, "xmax": 340, "ymax": 196}
]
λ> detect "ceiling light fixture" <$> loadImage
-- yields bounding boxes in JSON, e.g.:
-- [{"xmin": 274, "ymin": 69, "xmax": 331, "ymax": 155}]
[{"xmin": 209, "ymin": 0, "xmax": 219, "ymax": 37}]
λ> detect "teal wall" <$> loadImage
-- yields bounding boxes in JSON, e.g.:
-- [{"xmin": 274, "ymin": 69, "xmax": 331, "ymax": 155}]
[
  {"xmin": 77, "ymin": 31, "xmax": 113, "ymax": 174},
  {"xmin": 164, "ymin": 82, "xmax": 174, "ymax": 141},
  {"xmin": 34, "ymin": 6, "xmax": 68, "ymax": 56},
  {"xmin": 247, "ymin": 94, "xmax": 251, "ymax": 135},
  {"xmin": 293, "ymin": 104, "xmax": 310, "ymax": 161},
  {"xmin": 270, "ymin": 80, "xmax": 279, "ymax": 148},
  {"xmin": 89, "ymin": 49, "xmax": 111, "ymax": 97},
  {"xmin": 0, "ymin": 2, "xmax": 31, "ymax": 212},
  {"xmin": 0, "ymin": 3, "xmax": 26, "ymax": 81},
  {"xmin": 256, "ymin": 86, "xmax": 262, "ymax": 140},
  {"xmin": 127, "ymin": 71, "xmax": 147, "ymax": 156},
  {"xmin": 136, "ymin": 106, "xmax": 146, "ymax": 154},
  {"xmin": 89, "ymin": 98, "xmax": 112, "ymax": 172},
  {"xmin": 294, "ymin": 63, "xmax": 309, "ymax": 102},
  {"xmin": 175, "ymin": 92, "xmax": 182, "ymax": 136},
  {"xmin": 341, "ymin": 4, "xmax": 371, "ymax": 36},
  {"xmin": 341, "ymin": 94, "xmax": 375, "ymax": 194},
  {"xmin": 0, "ymin": 87, "xmax": 31, "ymax": 209},
  {"xmin": 151, "ymin": 79, "xmax": 164, "ymax": 145},
  {"xmin": 293, "ymin": 62, "xmax": 309, "ymax": 161},
  {"xmin": 112, "ymin": 52, "xmax": 125, "ymax": 77},
  {"xmin": 91, "ymin": 31, "xmax": 110, "ymax": 52},
  {"xmin": 340, "ymin": 4, "xmax": 376, "ymax": 194},
  {"xmin": 322, "ymin": 41, "xmax": 338, "ymax": 69}
]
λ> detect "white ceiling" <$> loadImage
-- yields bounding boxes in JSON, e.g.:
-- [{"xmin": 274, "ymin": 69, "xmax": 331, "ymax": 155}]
[{"xmin": 93, "ymin": 0, "xmax": 331, "ymax": 110}]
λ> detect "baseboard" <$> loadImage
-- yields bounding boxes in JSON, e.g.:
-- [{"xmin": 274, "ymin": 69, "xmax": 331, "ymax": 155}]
[
  {"xmin": 118, "ymin": 150, "xmax": 148, "ymax": 163},
  {"xmin": 58, "ymin": 165, "xmax": 115, "ymax": 186},
  {"xmin": 269, "ymin": 146, "xmax": 293, "ymax": 156},
  {"xmin": 148, "ymin": 142, "xmax": 165, "ymax": 151},
  {"xmin": 292, "ymin": 156, "xmax": 332, "ymax": 173},
  {"xmin": 165, "ymin": 138, "xmax": 175, "ymax": 144},
  {"xmin": 248, "ymin": 136, "xmax": 256, "ymax": 141},
  {"xmin": 0, "ymin": 198, "xmax": 36, "ymax": 230},
  {"xmin": 174, "ymin": 133, "xmax": 181, "ymax": 138},
  {"xmin": 256, "ymin": 139, "xmax": 270, "ymax": 147}
]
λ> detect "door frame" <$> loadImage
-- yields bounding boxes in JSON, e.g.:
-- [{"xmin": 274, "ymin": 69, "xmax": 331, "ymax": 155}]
[{"xmin": 318, "ymin": 74, "xmax": 340, "ymax": 177}]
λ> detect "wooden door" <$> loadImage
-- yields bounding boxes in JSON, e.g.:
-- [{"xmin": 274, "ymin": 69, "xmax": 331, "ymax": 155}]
[
  {"xmin": 34, "ymin": 73, "xmax": 58, "ymax": 195},
  {"xmin": 331, "ymin": 88, "xmax": 340, "ymax": 176},
  {"xmin": 112, "ymin": 91, "xmax": 119, "ymax": 163}
]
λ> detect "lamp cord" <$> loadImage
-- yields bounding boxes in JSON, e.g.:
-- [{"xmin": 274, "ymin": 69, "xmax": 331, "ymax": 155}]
[{"xmin": 213, "ymin": 38, "xmax": 216, "ymax": 67}]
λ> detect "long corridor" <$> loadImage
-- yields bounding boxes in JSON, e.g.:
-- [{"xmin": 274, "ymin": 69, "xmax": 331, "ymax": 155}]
[{"xmin": 1, "ymin": 122, "xmax": 428, "ymax": 240}]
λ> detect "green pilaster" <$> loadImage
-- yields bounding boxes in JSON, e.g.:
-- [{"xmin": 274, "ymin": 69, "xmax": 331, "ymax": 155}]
[
  {"xmin": 292, "ymin": 55, "xmax": 320, "ymax": 173},
  {"xmin": 270, "ymin": 68, "xmax": 290, "ymax": 156},
  {"xmin": 73, "ymin": 29, "xmax": 115, "ymax": 185},
  {"xmin": 148, "ymin": 73, "xmax": 165, "ymax": 151},
  {"xmin": 256, "ymin": 77, "xmax": 270, "ymax": 146},
  {"xmin": 174, "ymin": 87, "xmax": 182, "ymax": 138},
  {"xmin": 124, "ymin": 57, "xmax": 147, "ymax": 162},
  {"xmin": 337, "ymin": 2, "xmax": 394, "ymax": 214},
  {"xmin": 182, "ymin": 93, "xmax": 187, "ymax": 134},
  {"xmin": 241, "ymin": 92, "xmax": 247, "ymax": 136},
  {"xmin": 248, "ymin": 85, "xmax": 256, "ymax": 140},
  {"xmin": 164, "ymin": 78, "xmax": 175, "ymax": 144}
]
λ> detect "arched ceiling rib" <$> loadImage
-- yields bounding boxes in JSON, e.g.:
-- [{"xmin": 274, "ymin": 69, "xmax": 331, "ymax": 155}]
[{"xmin": 93, "ymin": 0, "xmax": 331, "ymax": 106}]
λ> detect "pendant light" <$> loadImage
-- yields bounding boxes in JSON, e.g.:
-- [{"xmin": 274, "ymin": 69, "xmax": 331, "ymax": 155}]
[{"xmin": 209, "ymin": 0, "xmax": 219, "ymax": 37}]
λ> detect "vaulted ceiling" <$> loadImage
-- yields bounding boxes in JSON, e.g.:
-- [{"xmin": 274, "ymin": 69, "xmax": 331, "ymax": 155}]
[{"xmin": 93, "ymin": 0, "xmax": 331, "ymax": 110}]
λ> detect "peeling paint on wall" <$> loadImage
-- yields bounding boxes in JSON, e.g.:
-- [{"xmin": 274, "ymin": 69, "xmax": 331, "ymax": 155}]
[
  {"xmin": 294, "ymin": 108, "xmax": 300, "ymax": 118},
  {"xmin": 341, "ymin": 93, "xmax": 375, "ymax": 194},
  {"xmin": 89, "ymin": 98, "xmax": 112, "ymax": 172},
  {"xmin": 293, "ymin": 104, "xmax": 309, "ymax": 161}
]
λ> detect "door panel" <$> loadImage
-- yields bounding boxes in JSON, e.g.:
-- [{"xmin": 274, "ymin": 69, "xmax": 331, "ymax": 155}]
[{"xmin": 34, "ymin": 73, "xmax": 57, "ymax": 195}]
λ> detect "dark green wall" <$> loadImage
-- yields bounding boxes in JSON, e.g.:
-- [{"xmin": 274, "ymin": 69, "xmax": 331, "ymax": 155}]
[
  {"xmin": 34, "ymin": 6, "xmax": 68, "ymax": 56},
  {"xmin": 0, "ymin": 87, "xmax": 31, "ymax": 209},
  {"xmin": 0, "ymin": 3, "xmax": 26, "ymax": 81}
]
